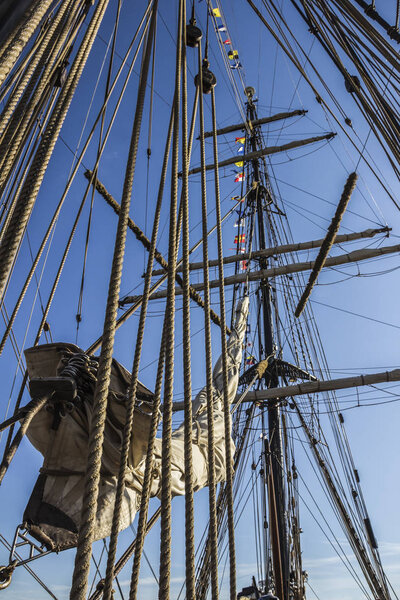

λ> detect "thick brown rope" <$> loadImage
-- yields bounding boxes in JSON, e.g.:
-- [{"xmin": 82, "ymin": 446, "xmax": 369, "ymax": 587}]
[
  {"xmin": 158, "ymin": 1, "xmax": 183, "ymax": 597},
  {"xmin": 85, "ymin": 171, "xmax": 230, "ymax": 333},
  {"xmin": 0, "ymin": 0, "xmax": 73, "ymax": 141},
  {"xmin": 102, "ymin": 32, "xmax": 175, "ymax": 600},
  {"xmin": 0, "ymin": 394, "xmax": 47, "ymax": 485},
  {"xmin": 0, "ymin": 5, "xmax": 153, "ymax": 360},
  {"xmin": 69, "ymin": 3, "xmax": 157, "ymax": 599},
  {"xmin": 129, "ymin": 78, "xmax": 200, "ymax": 598},
  {"xmin": 211, "ymin": 87, "xmax": 237, "ymax": 600},
  {"xmin": 86, "ymin": 87, "xmax": 200, "ymax": 357},
  {"xmin": 128, "ymin": 323, "xmax": 167, "ymax": 600},
  {"xmin": 0, "ymin": 0, "xmax": 110, "ymax": 476},
  {"xmin": 181, "ymin": 5, "xmax": 196, "ymax": 598},
  {"xmin": 0, "ymin": 1, "xmax": 152, "ymax": 479},
  {"xmin": 0, "ymin": 0, "xmax": 54, "ymax": 88},
  {"xmin": 0, "ymin": 0, "xmax": 110, "ymax": 306},
  {"xmin": 98, "ymin": 89, "xmax": 200, "ymax": 600},
  {"xmin": 197, "ymin": 43, "xmax": 219, "ymax": 599},
  {"xmin": 295, "ymin": 172, "xmax": 358, "ymax": 317},
  {"xmin": 0, "ymin": 0, "xmax": 82, "ymax": 190}
]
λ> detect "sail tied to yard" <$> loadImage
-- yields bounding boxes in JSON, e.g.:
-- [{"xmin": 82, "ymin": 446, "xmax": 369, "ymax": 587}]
[
  {"xmin": 0, "ymin": 1, "xmax": 398, "ymax": 600},
  {"xmin": 23, "ymin": 298, "xmax": 249, "ymax": 551}
]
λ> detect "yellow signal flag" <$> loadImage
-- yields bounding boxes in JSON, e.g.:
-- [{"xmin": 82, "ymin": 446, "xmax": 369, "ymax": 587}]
[
  {"xmin": 235, "ymin": 160, "xmax": 244, "ymax": 167},
  {"xmin": 235, "ymin": 136, "xmax": 245, "ymax": 143},
  {"xmin": 212, "ymin": 7, "xmax": 221, "ymax": 17},
  {"xmin": 228, "ymin": 49, "xmax": 239, "ymax": 60}
]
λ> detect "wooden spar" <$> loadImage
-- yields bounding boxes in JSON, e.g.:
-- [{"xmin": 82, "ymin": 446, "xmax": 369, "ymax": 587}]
[
  {"xmin": 125, "ymin": 242, "xmax": 400, "ymax": 302},
  {"xmin": 295, "ymin": 172, "xmax": 358, "ymax": 318},
  {"xmin": 199, "ymin": 109, "xmax": 307, "ymax": 139},
  {"xmin": 150, "ymin": 226, "xmax": 390, "ymax": 276},
  {"xmin": 184, "ymin": 133, "xmax": 335, "ymax": 176},
  {"xmin": 242, "ymin": 369, "xmax": 400, "ymax": 401},
  {"xmin": 84, "ymin": 170, "xmax": 231, "ymax": 334},
  {"xmin": 169, "ymin": 368, "xmax": 400, "ymax": 411}
]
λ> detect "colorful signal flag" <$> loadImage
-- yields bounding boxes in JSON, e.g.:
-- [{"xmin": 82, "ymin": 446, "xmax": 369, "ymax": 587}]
[
  {"xmin": 235, "ymin": 160, "xmax": 244, "ymax": 167},
  {"xmin": 236, "ymin": 137, "xmax": 245, "ymax": 143},
  {"xmin": 217, "ymin": 24, "xmax": 226, "ymax": 32},
  {"xmin": 245, "ymin": 355, "xmax": 255, "ymax": 366},
  {"xmin": 231, "ymin": 195, "xmax": 245, "ymax": 202},
  {"xmin": 240, "ymin": 260, "xmax": 248, "ymax": 271},
  {"xmin": 235, "ymin": 172, "xmax": 245, "ymax": 182},
  {"xmin": 234, "ymin": 234, "xmax": 246, "ymax": 244},
  {"xmin": 237, "ymin": 145, "xmax": 244, "ymax": 154},
  {"xmin": 212, "ymin": 7, "xmax": 221, "ymax": 17},
  {"xmin": 228, "ymin": 49, "xmax": 239, "ymax": 60},
  {"xmin": 223, "ymin": 39, "xmax": 231, "ymax": 45}
]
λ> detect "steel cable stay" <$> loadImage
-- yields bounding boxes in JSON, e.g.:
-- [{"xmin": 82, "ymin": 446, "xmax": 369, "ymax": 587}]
[{"xmin": 262, "ymin": 203, "xmax": 378, "ymax": 520}]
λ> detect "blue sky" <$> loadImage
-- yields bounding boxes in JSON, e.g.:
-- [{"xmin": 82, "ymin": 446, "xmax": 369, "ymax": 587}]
[{"xmin": 0, "ymin": 0, "xmax": 399, "ymax": 598}]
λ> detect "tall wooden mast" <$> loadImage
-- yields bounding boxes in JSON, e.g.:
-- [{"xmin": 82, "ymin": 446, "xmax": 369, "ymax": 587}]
[{"xmin": 245, "ymin": 86, "xmax": 289, "ymax": 600}]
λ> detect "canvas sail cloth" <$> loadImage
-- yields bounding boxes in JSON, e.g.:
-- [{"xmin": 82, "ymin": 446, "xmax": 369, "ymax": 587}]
[{"xmin": 22, "ymin": 298, "xmax": 249, "ymax": 552}]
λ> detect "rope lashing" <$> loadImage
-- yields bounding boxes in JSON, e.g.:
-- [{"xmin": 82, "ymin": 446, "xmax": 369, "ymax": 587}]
[
  {"xmin": 295, "ymin": 172, "xmax": 358, "ymax": 318},
  {"xmin": 255, "ymin": 358, "xmax": 270, "ymax": 379}
]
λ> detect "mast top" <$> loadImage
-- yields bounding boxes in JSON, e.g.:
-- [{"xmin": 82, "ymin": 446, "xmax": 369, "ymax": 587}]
[{"xmin": 245, "ymin": 85, "xmax": 255, "ymax": 98}]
